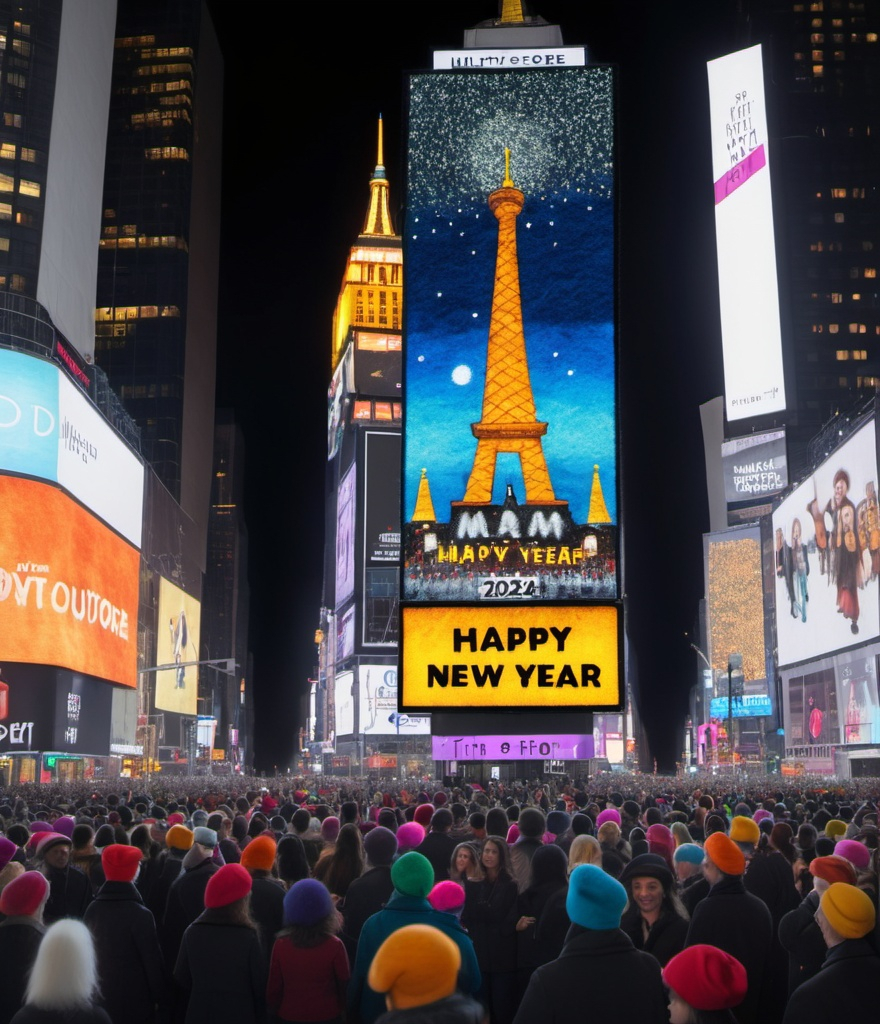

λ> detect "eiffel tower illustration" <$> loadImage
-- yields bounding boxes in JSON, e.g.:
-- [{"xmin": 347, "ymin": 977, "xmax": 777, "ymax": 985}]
[{"xmin": 455, "ymin": 149, "xmax": 566, "ymax": 509}]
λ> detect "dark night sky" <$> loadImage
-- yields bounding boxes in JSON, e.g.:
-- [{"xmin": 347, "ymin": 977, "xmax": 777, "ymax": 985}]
[{"xmin": 207, "ymin": 2, "xmax": 746, "ymax": 771}]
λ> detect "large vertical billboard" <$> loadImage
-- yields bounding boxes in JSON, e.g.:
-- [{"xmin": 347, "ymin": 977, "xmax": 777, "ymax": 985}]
[
  {"xmin": 0, "ymin": 476, "xmax": 139, "ymax": 687},
  {"xmin": 358, "ymin": 665, "xmax": 430, "ymax": 735},
  {"xmin": 708, "ymin": 45, "xmax": 786, "ymax": 422},
  {"xmin": 400, "ymin": 68, "xmax": 621, "ymax": 712},
  {"xmin": 335, "ymin": 465, "xmax": 356, "ymax": 607},
  {"xmin": 773, "ymin": 417, "xmax": 880, "ymax": 666},
  {"xmin": 155, "ymin": 578, "xmax": 201, "ymax": 715}
]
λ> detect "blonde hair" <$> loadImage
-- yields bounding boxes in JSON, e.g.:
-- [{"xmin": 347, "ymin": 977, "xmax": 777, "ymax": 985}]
[
  {"xmin": 25, "ymin": 919, "xmax": 100, "ymax": 1008},
  {"xmin": 568, "ymin": 834, "xmax": 602, "ymax": 874},
  {"xmin": 597, "ymin": 821, "xmax": 621, "ymax": 844}
]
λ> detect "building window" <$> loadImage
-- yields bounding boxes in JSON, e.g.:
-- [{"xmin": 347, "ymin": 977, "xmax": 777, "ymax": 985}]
[
  {"xmin": 832, "ymin": 292, "xmax": 843, "ymax": 302},
  {"xmin": 829, "ymin": 324, "xmax": 840, "ymax": 333},
  {"xmin": 18, "ymin": 179, "xmax": 40, "ymax": 198},
  {"xmin": 836, "ymin": 350, "xmax": 850, "ymax": 359},
  {"xmin": 20, "ymin": 148, "xmax": 35, "ymax": 163},
  {"xmin": 834, "ymin": 212, "xmax": 845, "ymax": 223}
]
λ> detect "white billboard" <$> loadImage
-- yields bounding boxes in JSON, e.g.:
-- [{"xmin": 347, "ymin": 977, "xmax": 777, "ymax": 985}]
[
  {"xmin": 708, "ymin": 44, "xmax": 786, "ymax": 422},
  {"xmin": 334, "ymin": 669, "xmax": 354, "ymax": 737},
  {"xmin": 358, "ymin": 665, "xmax": 430, "ymax": 735},
  {"xmin": 773, "ymin": 418, "xmax": 880, "ymax": 666}
]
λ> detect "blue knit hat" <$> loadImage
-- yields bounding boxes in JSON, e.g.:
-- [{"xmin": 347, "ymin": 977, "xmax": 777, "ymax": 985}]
[
  {"xmin": 546, "ymin": 810, "xmax": 571, "ymax": 836},
  {"xmin": 566, "ymin": 863, "xmax": 627, "ymax": 930},
  {"xmin": 673, "ymin": 843, "xmax": 705, "ymax": 866},
  {"xmin": 283, "ymin": 879, "xmax": 334, "ymax": 926}
]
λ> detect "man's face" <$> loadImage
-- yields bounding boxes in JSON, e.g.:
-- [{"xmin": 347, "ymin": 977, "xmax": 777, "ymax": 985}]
[{"xmin": 44, "ymin": 843, "xmax": 70, "ymax": 870}]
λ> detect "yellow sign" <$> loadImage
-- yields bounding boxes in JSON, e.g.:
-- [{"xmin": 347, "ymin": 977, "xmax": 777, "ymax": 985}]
[{"xmin": 401, "ymin": 604, "xmax": 621, "ymax": 710}]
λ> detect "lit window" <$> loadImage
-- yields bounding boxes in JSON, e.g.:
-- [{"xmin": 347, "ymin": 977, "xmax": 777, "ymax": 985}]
[
  {"xmin": 0, "ymin": 173, "xmax": 13, "ymax": 193},
  {"xmin": 11, "ymin": 39, "xmax": 29, "ymax": 56},
  {"xmin": 837, "ymin": 350, "xmax": 850, "ymax": 359},
  {"xmin": 122, "ymin": 224, "xmax": 136, "ymax": 236},
  {"xmin": 811, "ymin": 33, "xmax": 825, "ymax": 43},
  {"xmin": 855, "ymin": 350, "xmax": 867, "ymax": 360},
  {"xmin": 10, "ymin": 274, "xmax": 25, "ymax": 292},
  {"xmin": 20, "ymin": 148, "xmax": 35, "ymax": 163},
  {"xmin": 0, "ymin": 144, "xmax": 15, "ymax": 161},
  {"xmin": 0, "ymin": 237, "xmax": 9, "ymax": 251},
  {"xmin": 829, "ymin": 324, "xmax": 840, "ymax": 333},
  {"xmin": 6, "ymin": 73, "xmax": 26, "ymax": 89},
  {"xmin": 832, "ymin": 292, "xmax": 843, "ymax": 302},
  {"xmin": 13, "ymin": 22, "xmax": 31, "ymax": 36},
  {"xmin": 813, "ymin": 324, "xmax": 824, "ymax": 333},
  {"xmin": 852, "ymin": 187, "xmax": 865, "ymax": 198},
  {"xmin": 864, "ymin": 268, "xmax": 876, "ymax": 278},
  {"xmin": 374, "ymin": 402, "xmax": 392, "ymax": 421},
  {"xmin": 853, "ymin": 293, "xmax": 861, "ymax": 300},
  {"xmin": 812, "ymin": 49, "xmax": 824, "ymax": 59},
  {"xmin": 813, "ymin": 64, "xmax": 824, "ymax": 75},
  {"xmin": 3, "ymin": 113, "xmax": 22, "ymax": 128},
  {"xmin": 15, "ymin": 211, "xmax": 32, "ymax": 227},
  {"xmin": 0, "ymin": 203, "xmax": 10, "ymax": 220},
  {"xmin": 18, "ymin": 179, "xmax": 39, "ymax": 197},
  {"xmin": 834, "ymin": 212, "xmax": 845, "ymax": 223},
  {"xmin": 867, "ymin": 33, "xmax": 878, "ymax": 41},
  {"xmin": 831, "ymin": 187, "xmax": 846, "ymax": 197}
]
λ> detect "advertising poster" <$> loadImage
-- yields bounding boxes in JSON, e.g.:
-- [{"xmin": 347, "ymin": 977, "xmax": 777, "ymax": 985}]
[
  {"xmin": 721, "ymin": 429, "xmax": 787, "ymax": 503},
  {"xmin": 403, "ymin": 68, "xmax": 617, "ymax": 603},
  {"xmin": 773, "ymin": 419, "xmax": 880, "ymax": 666},
  {"xmin": 705, "ymin": 527, "xmax": 766, "ymax": 684},
  {"xmin": 0, "ymin": 476, "xmax": 139, "ymax": 687},
  {"xmin": 334, "ymin": 669, "xmax": 354, "ymax": 737},
  {"xmin": 335, "ymin": 465, "xmax": 356, "ymax": 607},
  {"xmin": 786, "ymin": 666, "xmax": 840, "ymax": 747},
  {"xmin": 364, "ymin": 432, "xmax": 401, "ymax": 565},
  {"xmin": 358, "ymin": 665, "xmax": 430, "ymax": 735},
  {"xmin": 839, "ymin": 654, "xmax": 880, "ymax": 745},
  {"xmin": 155, "ymin": 577, "xmax": 201, "ymax": 715}
]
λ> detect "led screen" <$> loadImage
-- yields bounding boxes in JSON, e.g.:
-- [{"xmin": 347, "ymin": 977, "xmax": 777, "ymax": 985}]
[
  {"xmin": 402, "ymin": 67, "xmax": 617, "ymax": 604},
  {"xmin": 721, "ymin": 429, "xmax": 787, "ymax": 503},
  {"xmin": 334, "ymin": 669, "xmax": 354, "ymax": 737},
  {"xmin": 0, "ymin": 476, "xmax": 139, "ymax": 687},
  {"xmin": 772, "ymin": 418, "xmax": 880, "ymax": 666},
  {"xmin": 0, "ymin": 349, "xmax": 144, "ymax": 546},
  {"xmin": 432, "ymin": 733, "xmax": 593, "ymax": 760},
  {"xmin": 155, "ymin": 577, "xmax": 202, "ymax": 715},
  {"xmin": 708, "ymin": 45, "xmax": 786, "ymax": 421},
  {"xmin": 364, "ymin": 432, "xmax": 401, "ymax": 565},
  {"xmin": 335, "ymin": 465, "xmax": 356, "ymax": 607},
  {"xmin": 358, "ymin": 665, "xmax": 430, "ymax": 735}
]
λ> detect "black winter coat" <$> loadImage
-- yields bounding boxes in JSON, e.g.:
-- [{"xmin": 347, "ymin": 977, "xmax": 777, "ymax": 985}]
[
  {"xmin": 781, "ymin": 938, "xmax": 880, "ymax": 1024},
  {"xmin": 619, "ymin": 904, "xmax": 689, "ymax": 966},
  {"xmin": 0, "ymin": 917, "xmax": 44, "ymax": 1024},
  {"xmin": 341, "ymin": 864, "xmax": 394, "ymax": 962},
  {"xmin": 173, "ymin": 919, "xmax": 266, "ymax": 1024},
  {"xmin": 83, "ymin": 880, "xmax": 165, "ymax": 1024},
  {"xmin": 248, "ymin": 875, "xmax": 284, "ymax": 971},
  {"xmin": 513, "ymin": 926, "xmax": 668, "ymax": 1024},
  {"xmin": 415, "ymin": 831, "xmax": 457, "ymax": 885},
  {"xmin": 461, "ymin": 875, "xmax": 519, "ymax": 974},
  {"xmin": 376, "ymin": 993, "xmax": 484, "ymax": 1024},
  {"xmin": 161, "ymin": 856, "xmax": 218, "ymax": 967},
  {"xmin": 778, "ymin": 889, "xmax": 827, "ymax": 995},
  {"xmin": 42, "ymin": 864, "xmax": 91, "ymax": 924}
]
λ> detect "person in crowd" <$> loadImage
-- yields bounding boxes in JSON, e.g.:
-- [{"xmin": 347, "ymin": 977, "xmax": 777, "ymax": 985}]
[
  {"xmin": 567, "ymin": 834, "xmax": 602, "ymax": 873},
  {"xmin": 267, "ymin": 878, "xmax": 350, "ymax": 1024},
  {"xmin": 84, "ymin": 844, "xmax": 164, "ymax": 1024},
  {"xmin": 781, "ymin": 882, "xmax": 878, "ymax": 1022},
  {"xmin": 349, "ymin": 852, "xmax": 480, "ymax": 1024},
  {"xmin": 449, "ymin": 841, "xmax": 482, "ymax": 886},
  {"xmin": 148, "ymin": 824, "xmax": 193, "ymax": 920},
  {"xmin": 341, "ymin": 826, "xmax": 398, "ymax": 963},
  {"xmin": 393, "ymin": 822, "xmax": 425, "ymax": 856},
  {"xmin": 514, "ymin": 863, "xmax": 668, "ymax": 1024},
  {"xmin": 173, "ymin": 863, "xmax": 265, "ymax": 1024},
  {"xmin": 313, "ymin": 822, "xmax": 365, "ymax": 900},
  {"xmin": 10, "ymin": 918, "xmax": 111, "ymax": 1024},
  {"xmin": 515, "ymin": 843, "xmax": 569, "ymax": 1002},
  {"xmin": 415, "ymin": 808, "xmax": 457, "ymax": 885},
  {"xmin": 35, "ymin": 833, "xmax": 91, "ymax": 924},
  {"xmin": 507, "ymin": 808, "xmax": 545, "ymax": 893},
  {"xmin": 240, "ymin": 833, "xmax": 284, "ymax": 974},
  {"xmin": 662, "ymin": 944, "xmax": 748, "ymax": 1024},
  {"xmin": 0, "ymin": 871, "xmax": 50, "ymax": 1024},
  {"xmin": 685, "ymin": 832, "xmax": 773, "ymax": 1024},
  {"xmin": 161, "ymin": 825, "xmax": 220, "ymax": 970},
  {"xmin": 673, "ymin": 843, "xmax": 708, "ymax": 915},
  {"xmin": 462, "ymin": 836, "xmax": 519, "ymax": 1024},
  {"xmin": 368, "ymin": 924, "xmax": 484, "ymax": 1024},
  {"xmin": 619, "ymin": 853, "xmax": 689, "ymax": 966}
]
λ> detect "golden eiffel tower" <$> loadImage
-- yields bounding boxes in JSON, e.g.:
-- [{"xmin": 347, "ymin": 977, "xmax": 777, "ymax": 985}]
[{"xmin": 456, "ymin": 149, "xmax": 564, "ymax": 507}]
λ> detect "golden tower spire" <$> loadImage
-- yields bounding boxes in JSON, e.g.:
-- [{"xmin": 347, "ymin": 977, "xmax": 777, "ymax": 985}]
[
  {"xmin": 459, "ymin": 151, "xmax": 560, "ymax": 506},
  {"xmin": 411, "ymin": 468, "xmax": 437, "ymax": 522},
  {"xmin": 587, "ymin": 464, "xmax": 611, "ymax": 524},
  {"xmin": 499, "ymin": 0, "xmax": 526, "ymax": 23},
  {"xmin": 362, "ymin": 114, "xmax": 395, "ymax": 237}
]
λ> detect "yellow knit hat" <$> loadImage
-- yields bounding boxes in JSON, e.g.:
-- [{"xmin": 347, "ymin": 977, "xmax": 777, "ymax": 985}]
[
  {"xmin": 825, "ymin": 819, "xmax": 847, "ymax": 840},
  {"xmin": 729, "ymin": 816, "xmax": 760, "ymax": 846},
  {"xmin": 166, "ymin": 824, "xmax": 194, "ymax": 851},
  {"xmin": 820, "ymin": 882, "xmax": 876, "ymax": 939},
  {"xmin": 368, "ymin": 924, "xmax": 460, "ymax": 1010}
]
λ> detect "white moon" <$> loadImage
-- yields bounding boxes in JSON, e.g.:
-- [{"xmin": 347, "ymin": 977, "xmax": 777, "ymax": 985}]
[{"xmin": 451, "ymin": 365, "xmax": 472, "ymax": 386}]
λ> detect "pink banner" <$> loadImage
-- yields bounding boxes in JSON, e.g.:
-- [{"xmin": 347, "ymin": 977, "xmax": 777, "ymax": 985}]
[{"xmin": 714, "ymin": 144, "xmax": 766, "ymax": 205}]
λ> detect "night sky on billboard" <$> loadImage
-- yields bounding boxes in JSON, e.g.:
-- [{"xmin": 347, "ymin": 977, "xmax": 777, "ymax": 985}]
[{"xmin": 208, "ymin": 2, "xmax": 748, "ymax": 769}]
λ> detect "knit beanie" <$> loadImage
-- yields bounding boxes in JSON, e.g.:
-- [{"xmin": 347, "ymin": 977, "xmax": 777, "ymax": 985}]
[
  {"xmin": 670, "ymin": 821, "xmax": 692, "ymax": 847},
  {"xmin": 753, "ymin": 809, "xmax": 773, "ymax": 825},
  {"xmin": 825, "ymin": 819, "xmax": 847, "ymax": 840},
  {"xmin": 102, "ymin": 844, "xmax": 142, "ymax": 883},
  {"xmin": 704, "ymin": 832, "xmax": 745, "ymax": 876},
  {"xmin": 167, "ymin": 812, "xmax": 185, "ymax": 827},
  {"xmin": 546, "ymin": 810, "xmax": 571, "ymax": 836},
  {"xmin": 810, "ymin": 855, "xmax": 857, "ymax": 886},
  {"xmin": 395, "ymin": 822, "xmax": 425, "ymax": 854},
  {"xmin": 368, "ymin": 924, "xmax": 460, "ymax": 1010},
  {"xmin": 0, "ymin": 870, "xmax": 50, "ymax": 917},
  {"xmin": 321, "ymin": 817, "xmax": 341, "ymax": 843},
  {"xmin": 363, "ymin": 826, "xmax": 398, "ymax": 867},
  {"xmin": 673, "ymin": 843, "xmax": 705, "ymax": 866},
  {"xmin": 193, "ymin": 826, "xmax": 218, "ymax": 849},
  {"xmin": 820, "ymin": 882, "xmax": 876, "ymax": 938},
  {"xmin": 566, "ymin": 863, "xmax": 627, "ymax": 930},
  {"xmin": 191, "ymin": 810, "xmax": 209, "ymax": 828},
  {"xmin": 595, "ymin": 808, "xmax": 621, "ymax": 829},
  {"xmin": 663, "ymin": 945, "xmax": 747, "ymax": 1011},
  {"xmin": 283, "ymin": 878, "xmax": 334, "ymax": 926},
  {"xmin": 166, "ymin": 824, "xmax": 194, "ymax": 851},
  {"xmin": 241, "ymin": 834, "xmax": 276, "ymax": 873},
  {"xmin": 35, "ymin": 833, "xmax": 71, "ymax": 859},
  {"xmin": 645, "ymin": 823, "xmax": 675, "ymax": 867},
  {"xmin": 0, "ymin": 836, "xmax": 16, "ymax": 870},
  {"xmin": 204, "ymin": 863, "xmax": 252, "ymax": 909},
  {"xmin": 428, "ymin": 880, "xmax": 466, "ymax": 914},
  {"xmin": 414, "ymin": 804, "xmax": 434, "ymax": 828},
  {"xmin": 620, "ymin": 853, "xmax": 674, "ymax": 889},
  {"xmin": 815, "ymin": 837, "xmax": 835, "ymax": 856},
  {"xmin": 833, "ymin": 839, "xmax": 871, "ymax": 871},
  {"xmin": 571, "ymin": 813, "xmax": 593, "ymax": 836},
  {"xmin": 506, "ymin": 824, "xmax": 521, "ymax": 844},
  {"xmin": 53, "ymin": 816, "xmax": 76, "ymax": 839},
  {"xmin": 391, "ymin": 852, "xmax": 434, "ymax": 898},
  {"xmin": 729, "ymin": 816, "xmax": 760, "ymax": 846}
]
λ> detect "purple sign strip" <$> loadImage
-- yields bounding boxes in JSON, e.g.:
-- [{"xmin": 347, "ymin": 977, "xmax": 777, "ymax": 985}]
[
  {"xmin": 432, "ymin": 734, "xmax": 594, "ymax": 761},
  {"xmin": 714, "ymin": 144, "xmax": 766, "ymax": 205}
]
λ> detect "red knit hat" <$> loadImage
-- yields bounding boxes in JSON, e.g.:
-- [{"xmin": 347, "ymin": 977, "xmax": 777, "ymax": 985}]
[
  {"xmin": 240, "ymin": 834, "xmax": 277, "ymax": 873},
  {"xmin": 414, "ymin": 804, "xmax": 434, "ymax": 828},
  {"xmin": 0, "ymin": 870, "xmax": 50, "ymax": 917},
  {"xmin": 102, "ymin": 844, "xmax": 142, "ymax": 883},
  {"xmin": 204, "ymin": 863, "xmax": 252, "ymax": 908},
  {"xmin": 663, "ymin": 944, "xmax": 747, "ymax": 1011},
  {"xmin": 810, "ymin": 854, "xmax": 857, "ymax": 886}
]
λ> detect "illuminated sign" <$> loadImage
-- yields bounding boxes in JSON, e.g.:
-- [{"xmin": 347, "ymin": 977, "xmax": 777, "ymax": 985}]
[
  {"xmin": 707, "ymin": 45, "xmax": 786, "ymax": 421},
  {"xmin": 0, "ymin": 476, "xmax": 139, "ymax": 687},
  {"xmin": 358, "ymin": 665, "xmax": 430, "ymax": 735},
  {"xmin": 432, "ymin": 733, "xmax": 593, "ymax": 760},
  {"xmin": 400, "ymin": 604, "xmax": 620, "ymax": 711},
  {"xmin": 155, "ymin": 578, "xmax": 201, "ymax": 714},
  {"xmin": 772, "ymin": 418, "xmax": 879, "ymax": 667},
  {"xmin": 335, "ymin": 669, "xmax": 354, "ymax": 736},
  {"xmin": 721, "ymin": 429, "xmax": 788, "ymax": 502},
  {"xmin": 364, "ymin": 432, "xmax": 401, "ymax": 564},
  {"xmin": 710, "ymin": 695, "xmax": 772, "ymax": 719},
  {"xmin": 336, "ymin": 465, "xmax": 355, "ymax": 607},
  {"xmin": 0, "ymin": 349, "xmax": 144, "ymax": 546},
  {"xmin": 433, "ymin": 48, "xmax": 586, "ymax": 70}
]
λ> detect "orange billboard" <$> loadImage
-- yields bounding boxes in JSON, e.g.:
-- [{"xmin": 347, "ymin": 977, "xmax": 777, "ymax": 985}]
[{"xmin": 0, "ymin": 476, "xmax": 139, "ymax": 687}]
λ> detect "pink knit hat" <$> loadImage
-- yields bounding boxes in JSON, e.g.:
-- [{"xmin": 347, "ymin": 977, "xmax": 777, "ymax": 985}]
[
  {"xmin": 396, "ymin": 822, "xmax": 426, "ymax": 853},
  {"xmin": 596, "ymin": 808, "xmax": 622, "ymax": 828},
  {"xmin": 428, "ymin": 880, "xmax": 465, "ymax": 913},
  {"xmin": 834, "ymin": 839, "xmax": 871, "ymax": 871}
]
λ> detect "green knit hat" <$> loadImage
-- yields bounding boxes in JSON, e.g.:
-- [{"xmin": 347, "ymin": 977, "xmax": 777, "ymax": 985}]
[{"xmin": 391, "ymin": 851, "xmax": 434, "ymax": 897}]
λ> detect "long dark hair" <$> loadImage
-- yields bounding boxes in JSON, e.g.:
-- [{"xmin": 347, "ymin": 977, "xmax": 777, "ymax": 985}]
[
  {"xmin": 277, "ymin": 907, "xmax": 342, "ymax": 948},
  {"xmin": 197, "ymin": 895, "xmax": 256, "ymax": 930},
  {"xmin": 481, "ymin": 836, "xmax": 513, "ymax": 882}
]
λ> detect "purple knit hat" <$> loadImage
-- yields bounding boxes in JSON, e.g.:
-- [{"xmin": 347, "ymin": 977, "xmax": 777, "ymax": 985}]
[
  {"xmin": 396, "ymin": 822, "xmax": 426, "ymax": 853},
  {"xmin": 0, "ymin": 836, "xmax": 16, "ymax": 870},
  {"xmin": 321, "ymin": 817, "xmax": 340, "ymax": 843},
  {"xmin": 52, "ymin": 816, "xmax": 76, "ymax": 839}
]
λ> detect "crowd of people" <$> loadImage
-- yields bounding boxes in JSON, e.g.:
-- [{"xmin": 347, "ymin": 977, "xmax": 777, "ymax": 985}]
[{"xmin": 0, "ymin": 769, "xmax": 878, "ymax": 1023}]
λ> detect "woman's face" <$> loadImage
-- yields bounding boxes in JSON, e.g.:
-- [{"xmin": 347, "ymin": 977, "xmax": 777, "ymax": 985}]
[
  {"xmin": 456, "ymin": 847, "xmax": 474, "ymax": 874},
  {"xmin": 481, "ymin": 841, "xmax": 500, "ymax": 872},
  {"xmin": 668, "ymin": 990, "xmax": 694, "ymax": 1024},
  {"xmin": 631, "ymin": 876, "xmax": 664, "ymax": 918}
]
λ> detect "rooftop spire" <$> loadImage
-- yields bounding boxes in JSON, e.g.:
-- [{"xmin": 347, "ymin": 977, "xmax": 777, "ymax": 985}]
[
  {"xmin": 587, "ymin": 464, "xmax": 611, "ymax": 523},
  {"xmin": 411, "ymin": 468, "xmax": 437, "ymax": 522},
  {"xmin": 362, "ymin": 114, "xmax": 395, "ymax": 236}
]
